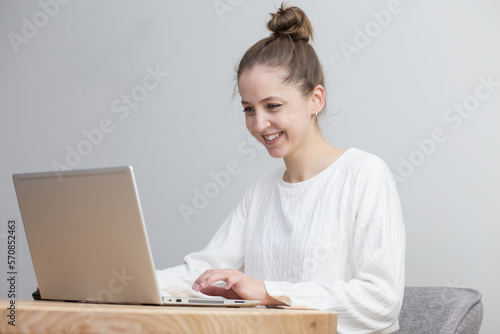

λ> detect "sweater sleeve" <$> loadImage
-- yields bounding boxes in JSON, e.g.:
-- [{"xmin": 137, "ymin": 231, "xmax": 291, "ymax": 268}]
[
  {"xmin": 263, "ymin": 158, "xmax": 406, "ymax": 334},
  {"xmin": 155, "ymin": 196, "xmax": 248, "ymax": 298}
]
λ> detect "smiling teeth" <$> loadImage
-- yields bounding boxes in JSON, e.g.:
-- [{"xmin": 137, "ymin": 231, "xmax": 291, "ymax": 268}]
[{"xmin": 264, "ymin": 132, "xmax": 281, "ymax": 141}]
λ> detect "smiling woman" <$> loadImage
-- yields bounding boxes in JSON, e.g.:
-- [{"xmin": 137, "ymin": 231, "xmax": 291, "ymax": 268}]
[
  {"xmin": 238, "ymin": 65, "xmax": 331, "ymax": 167},
  {"xmin": 156, "ymin": 3, "xmax": 405, "ymax": 333}
]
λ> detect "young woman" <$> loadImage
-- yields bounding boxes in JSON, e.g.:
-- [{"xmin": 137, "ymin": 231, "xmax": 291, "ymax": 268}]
[{"xmin": 157, "ymin": 4, "xmax": 405, "ymax": 333}]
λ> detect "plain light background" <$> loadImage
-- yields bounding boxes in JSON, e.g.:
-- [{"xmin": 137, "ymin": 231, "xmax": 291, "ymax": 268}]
[{"xmin": 0, "ymin": 0, "xmax": 499, "ymax": 332}]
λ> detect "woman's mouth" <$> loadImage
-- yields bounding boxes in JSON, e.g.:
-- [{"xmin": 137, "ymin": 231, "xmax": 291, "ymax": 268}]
[{"xmin": 263, "ymin": 132, "xmax": 283, "ymax": 145}]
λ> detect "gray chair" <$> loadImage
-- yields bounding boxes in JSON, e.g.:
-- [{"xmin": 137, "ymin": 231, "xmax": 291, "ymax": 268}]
[{"xmin": 394, "ymin": 287, "xmax": 483, "ymax": 334}]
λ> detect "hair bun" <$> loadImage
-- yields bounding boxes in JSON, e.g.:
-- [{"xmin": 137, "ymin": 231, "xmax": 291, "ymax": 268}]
[{"xmin": 267, "ymin": 4, "xmax": 314, "ymax": 42}]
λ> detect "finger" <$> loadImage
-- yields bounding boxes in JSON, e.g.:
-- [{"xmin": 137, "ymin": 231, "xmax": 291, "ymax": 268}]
[
  {"xmin": 193, "ymin": 269, "xmax": 224, "ymax": 286},
  {"xmin": 225, "ymin": 278, "xmax": 235, "ymax": 290},
  {"xmin": 224, "ymin": 273, "xmax": 244, "ymax": 291},
  {"xmin": 192, "ymin": 269, "xmax": 235, "ymax": 291},
  {"xmin": 201, "ymin": 286, "xmax": 242, "ymax": 300},
  {"xmin": 192, "ymin": 270, "xmax": 214, "ymax": 291},
  {"xmin": 192, "ymin": 270, "xmax": 216, "ymax": 291},
  {"xmin": 198, "ymin": 271, "xmax": 229, "ymax": 290},
  {"xmin": 199, "ymin": 285, "xmax": 227, "ymax": 297}
]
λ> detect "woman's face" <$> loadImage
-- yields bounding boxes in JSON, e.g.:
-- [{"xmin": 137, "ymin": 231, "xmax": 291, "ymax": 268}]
[{"xmin": 239, "ymin": 65, "xmax": 318, "ymax": 159}]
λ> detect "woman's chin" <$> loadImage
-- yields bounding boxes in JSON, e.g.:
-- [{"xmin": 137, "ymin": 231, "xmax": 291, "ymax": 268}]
[{"xmin": 266, "ymin": 148, "xmax": 287, "ymax": 159}]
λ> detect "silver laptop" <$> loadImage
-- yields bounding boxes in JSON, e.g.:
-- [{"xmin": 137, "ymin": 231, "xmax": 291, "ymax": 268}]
[{"xmin": 13, "ymin": 166, "xmax": 260, "ymax": 307}]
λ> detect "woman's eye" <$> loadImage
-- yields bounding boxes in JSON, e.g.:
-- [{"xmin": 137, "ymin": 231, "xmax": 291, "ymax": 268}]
[
  {"xmin": 242, "ymin": 107, "xmax": 254, "ymax": 113},
  {"xmin": 268, "ymin": 104, "xmax": 281, "ymax": 110}
]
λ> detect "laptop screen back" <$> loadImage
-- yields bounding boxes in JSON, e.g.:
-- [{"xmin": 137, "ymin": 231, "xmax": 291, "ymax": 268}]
[{"xmin": 13, "ymin": 166, "xmax": 163, "ymax": 305}]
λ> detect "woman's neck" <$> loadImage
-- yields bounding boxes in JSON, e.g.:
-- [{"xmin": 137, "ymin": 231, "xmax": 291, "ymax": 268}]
[{"xmin": 283, "ymin": 129, "xmax": 345, "ymax": 183}]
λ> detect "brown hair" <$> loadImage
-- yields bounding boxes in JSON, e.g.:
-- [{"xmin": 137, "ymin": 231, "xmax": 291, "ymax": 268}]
[{"xmin": 237, "ymin": 3, "xmax": 325, "ymax": 103}]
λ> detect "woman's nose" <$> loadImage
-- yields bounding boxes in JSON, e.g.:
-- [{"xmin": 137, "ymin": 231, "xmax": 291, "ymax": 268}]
[{"xmin": 253, "ymin": 111, "xmax": 270, "ymax": 133}]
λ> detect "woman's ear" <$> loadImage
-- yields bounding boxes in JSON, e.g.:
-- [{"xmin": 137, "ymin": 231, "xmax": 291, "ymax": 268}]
[{"xmin": 310, "ymin": 84, "xmax": 325, "ymax": 116}]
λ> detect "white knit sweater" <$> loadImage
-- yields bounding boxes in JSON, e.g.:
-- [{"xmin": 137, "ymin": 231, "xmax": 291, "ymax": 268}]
[{"xmin": 156, "ymin": 148, "xmax": 406, "ymax": 333}]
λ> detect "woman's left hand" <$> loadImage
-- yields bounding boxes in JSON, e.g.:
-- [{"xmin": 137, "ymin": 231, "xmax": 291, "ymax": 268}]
[{"xmin": 191, "ymin": 268, "xmax": 283, "ymax": 306}]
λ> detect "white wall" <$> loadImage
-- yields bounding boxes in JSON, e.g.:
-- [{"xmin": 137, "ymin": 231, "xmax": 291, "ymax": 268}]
[{"xmin": 1, "ymin": 0, "xmax": 498, "ymax": 332}]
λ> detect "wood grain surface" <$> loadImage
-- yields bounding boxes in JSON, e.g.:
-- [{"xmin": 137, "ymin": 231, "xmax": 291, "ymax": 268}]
[{"xmin": 0, "ymin": 299, "xmax": 337, "ymax": 334}]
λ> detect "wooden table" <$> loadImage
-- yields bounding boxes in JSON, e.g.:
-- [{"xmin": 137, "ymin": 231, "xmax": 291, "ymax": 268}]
[{"xmin": 0, "ymin": 299, "xmax": 337, "ymax": 333}]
